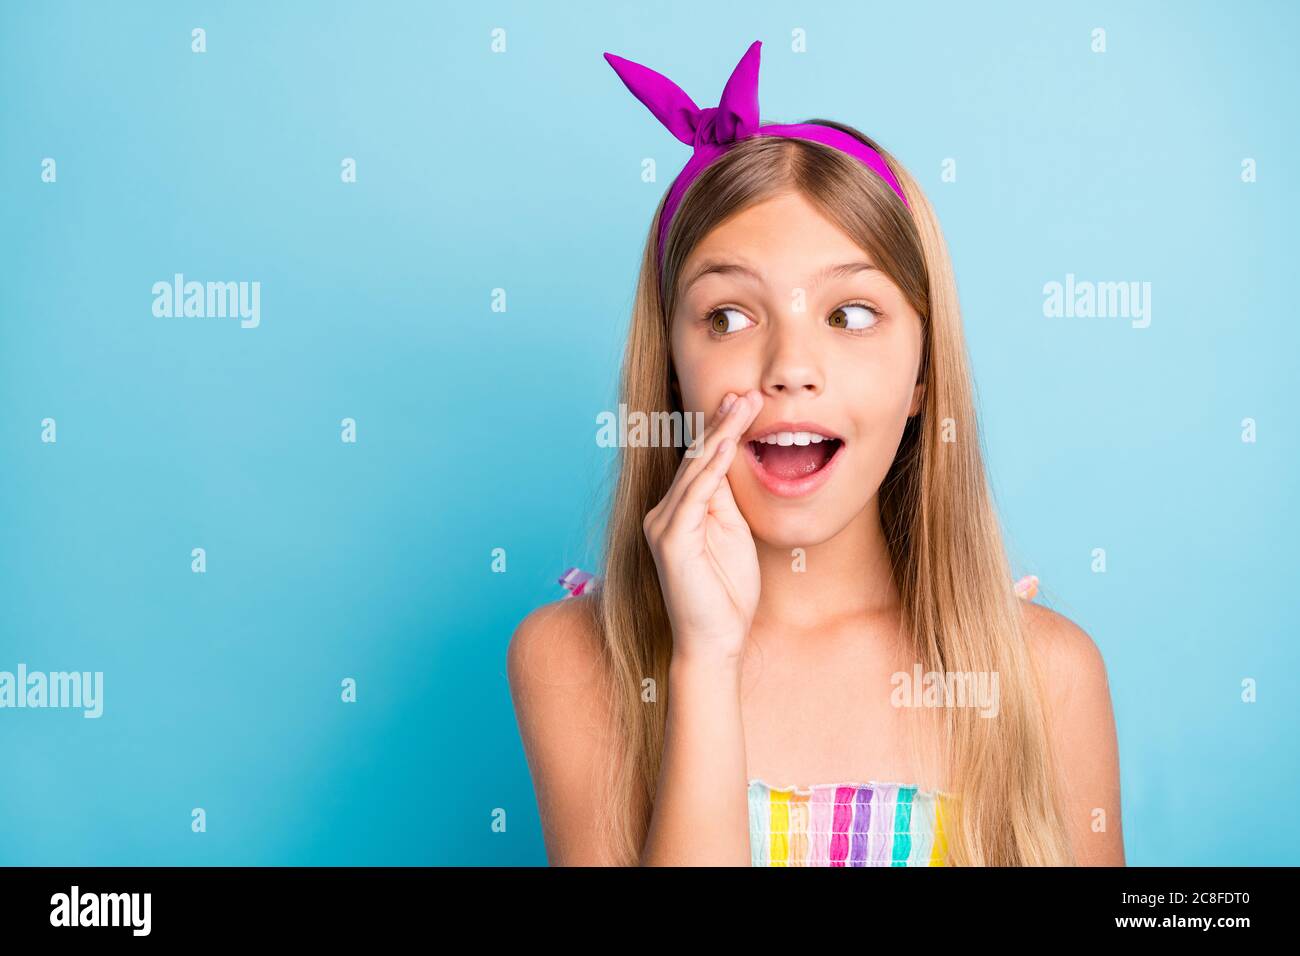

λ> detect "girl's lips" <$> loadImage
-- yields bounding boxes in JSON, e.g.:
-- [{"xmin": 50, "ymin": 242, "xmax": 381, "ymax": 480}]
[{"xmin": 742, "ymin": 437, "xmax": 845, "ymax": 498}]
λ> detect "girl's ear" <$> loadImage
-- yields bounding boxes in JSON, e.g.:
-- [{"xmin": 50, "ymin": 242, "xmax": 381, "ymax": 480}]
[{"xmin": 909, "ymin": 380, "xmax": 926, "ymax": 417}]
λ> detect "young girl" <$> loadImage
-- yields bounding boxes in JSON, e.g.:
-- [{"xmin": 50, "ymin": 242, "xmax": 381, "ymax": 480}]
[{"xmin": 508, "ymin": 40, "xmax": 1123, "ymax": 866}]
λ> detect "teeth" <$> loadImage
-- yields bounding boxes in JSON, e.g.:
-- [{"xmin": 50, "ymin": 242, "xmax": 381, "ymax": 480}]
[{"xmin": 755, "ymin": 431, "xmax": 835, "ymax": 445}]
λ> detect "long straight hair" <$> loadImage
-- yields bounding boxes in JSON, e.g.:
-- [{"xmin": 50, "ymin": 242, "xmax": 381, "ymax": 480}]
[{"xmin": 590, "ymin": 122, "xmax": 1075, "ymax": 866}]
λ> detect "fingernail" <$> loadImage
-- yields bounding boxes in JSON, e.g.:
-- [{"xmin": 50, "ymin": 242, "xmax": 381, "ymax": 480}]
[{"xmin": 719, "ymin": 393, "xmax": 737, "ymax": 415}]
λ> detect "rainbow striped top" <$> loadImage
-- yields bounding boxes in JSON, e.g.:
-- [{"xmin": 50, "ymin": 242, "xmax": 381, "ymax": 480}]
[
  {"xmin": 553, "ymin": 566, "xmax": 1038, "ymax": 868},
  {"xmin": 748, "ymin": 779, "xmax": 953, "ymax": 866}
]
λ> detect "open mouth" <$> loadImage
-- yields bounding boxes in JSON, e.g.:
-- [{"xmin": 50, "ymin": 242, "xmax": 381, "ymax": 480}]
[{"xmin": 748, "ymin": 432, "xmax": 843, "ymax": 479}]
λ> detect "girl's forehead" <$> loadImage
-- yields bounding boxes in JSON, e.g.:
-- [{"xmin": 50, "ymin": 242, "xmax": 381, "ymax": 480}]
[
  {"xmin": 683, "ymin": 199, "xmax": 872, "ymax": 276},
  {"xmin": 699, "ymin": 191, "xmax": 848, "ymax": 238}
]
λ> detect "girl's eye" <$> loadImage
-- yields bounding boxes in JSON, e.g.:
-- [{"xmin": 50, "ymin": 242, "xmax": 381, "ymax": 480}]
[
  {"xmin": 827, "ymin": 303, "xmax": 880, "ymax": 332},
  {"xmin": 706, "ymin": 307, "xmax": 754, "ymax": 335}
]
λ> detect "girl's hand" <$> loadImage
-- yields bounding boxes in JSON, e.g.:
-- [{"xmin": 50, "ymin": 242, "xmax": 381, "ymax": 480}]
[{"xmin": 642, "ymin": 389, "xmax": 763, "ymax": 665}]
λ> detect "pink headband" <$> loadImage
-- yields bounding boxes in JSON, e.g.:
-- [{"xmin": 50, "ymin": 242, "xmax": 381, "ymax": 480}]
[{"xmin": 603, "ymin": 39, "xmax": 910, "ymax": 271}]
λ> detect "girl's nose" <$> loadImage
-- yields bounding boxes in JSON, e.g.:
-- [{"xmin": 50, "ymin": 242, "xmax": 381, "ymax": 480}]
[
  {"xmin": 761, "ymin": 331, "xmax": 823, "ymax": 396},
  {"xmin": 763, "ymin": 371, "xmax": 820, "ymax": 395}
]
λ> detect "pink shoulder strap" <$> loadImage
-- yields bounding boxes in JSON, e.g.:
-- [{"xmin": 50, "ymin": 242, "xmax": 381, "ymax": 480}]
[{"xmin": 558, "ymin": 567, "xmax": 596, "ymax": 598}]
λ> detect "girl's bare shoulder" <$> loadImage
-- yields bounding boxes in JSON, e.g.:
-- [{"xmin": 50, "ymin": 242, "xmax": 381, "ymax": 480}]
[
  {"xmin": 1019, "ymin": 599, "xmax": 1125, "ymax": 864},
  {"xmin": 507, "ymin": 592, "xmax": 609, "ymax": 702},
  {"xmin": 506, "ymin": 592, "xmax": 625, "ymax": 865},
  {"xmin": 1020, "ymin": 600, "xmax": 1110, "ymax": 697},
  {"xmin": 1019, "ymin": 601, "xmax": 1119, "ymax": 777}
]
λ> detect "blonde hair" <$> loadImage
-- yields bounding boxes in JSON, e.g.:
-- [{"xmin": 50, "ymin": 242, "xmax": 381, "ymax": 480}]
[{"xmin": 592, "ymin": 122, "xmax": 1075, "ymax": 866}]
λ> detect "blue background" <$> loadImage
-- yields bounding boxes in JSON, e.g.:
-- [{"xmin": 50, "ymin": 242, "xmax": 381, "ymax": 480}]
[{"xmin": 1, "ymin": 0, "xmax": 1295, "ymax": 865}]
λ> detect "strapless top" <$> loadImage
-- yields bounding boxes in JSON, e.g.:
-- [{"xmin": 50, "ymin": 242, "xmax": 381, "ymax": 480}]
[
  {"xmin": 748, "ymin": 779, "xmax": 953, "ymax": 867},
  {"xmin": 553, "ymin": 566, "xmax": 1037, "ymax": 868}
]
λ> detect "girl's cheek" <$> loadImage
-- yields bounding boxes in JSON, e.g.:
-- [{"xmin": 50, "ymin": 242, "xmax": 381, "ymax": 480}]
[
  {"xmin": 678, "ymin": 350, "xmax": 748, "ymax": 405},
  {"xmin": 840, "ymin": 365, "xmax": 917, "ymax": 434}
]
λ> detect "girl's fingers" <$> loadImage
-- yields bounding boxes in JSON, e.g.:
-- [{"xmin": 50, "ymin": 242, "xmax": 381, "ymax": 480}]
[
  {"xmin": 663, "ymin": 434, "xmax": 739, "ymax": 537},
  {"xmin": 651, "ymin": 392, "xmax": 735, "ymax": 526},
  {"xmin": 707, "ymin": 457, "xmax": 747, "ymax": 529},
  {"xmin": 681, "ymin": 391, "xmax": 742, "ymax": 468},
  {"xmin": 645, "ymin": 393, "xmax": 734, "ymax": 538},
  {"xmin": 659, "ymin": 390, "xmax": 761, "ymax": 519}
]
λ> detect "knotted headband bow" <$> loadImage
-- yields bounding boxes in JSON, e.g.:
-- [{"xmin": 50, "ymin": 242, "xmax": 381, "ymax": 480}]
[{"xmin": 603, "ymin": 39, "xmax": 910, "ymax": 272}]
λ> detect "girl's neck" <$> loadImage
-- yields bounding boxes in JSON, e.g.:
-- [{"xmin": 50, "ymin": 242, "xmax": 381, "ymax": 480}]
[{"xmin": 751, "ymin": 498, "xmax": 901, "ymax": 634}]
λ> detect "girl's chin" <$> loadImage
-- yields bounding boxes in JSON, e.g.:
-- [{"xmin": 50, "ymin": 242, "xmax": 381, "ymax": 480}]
[{"xmin": 737, "ymin": 508, "xmax": 854, "ymax": 553}]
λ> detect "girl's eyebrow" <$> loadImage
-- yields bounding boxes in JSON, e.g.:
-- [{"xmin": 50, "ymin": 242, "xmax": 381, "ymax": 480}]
[
  {"xmin": 681, "ymin": 260, "xmax": 762, "ymax": 294},
  {"xmin": 681, "ymin": 259, "xmax": 878, "ymax": 295}
]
